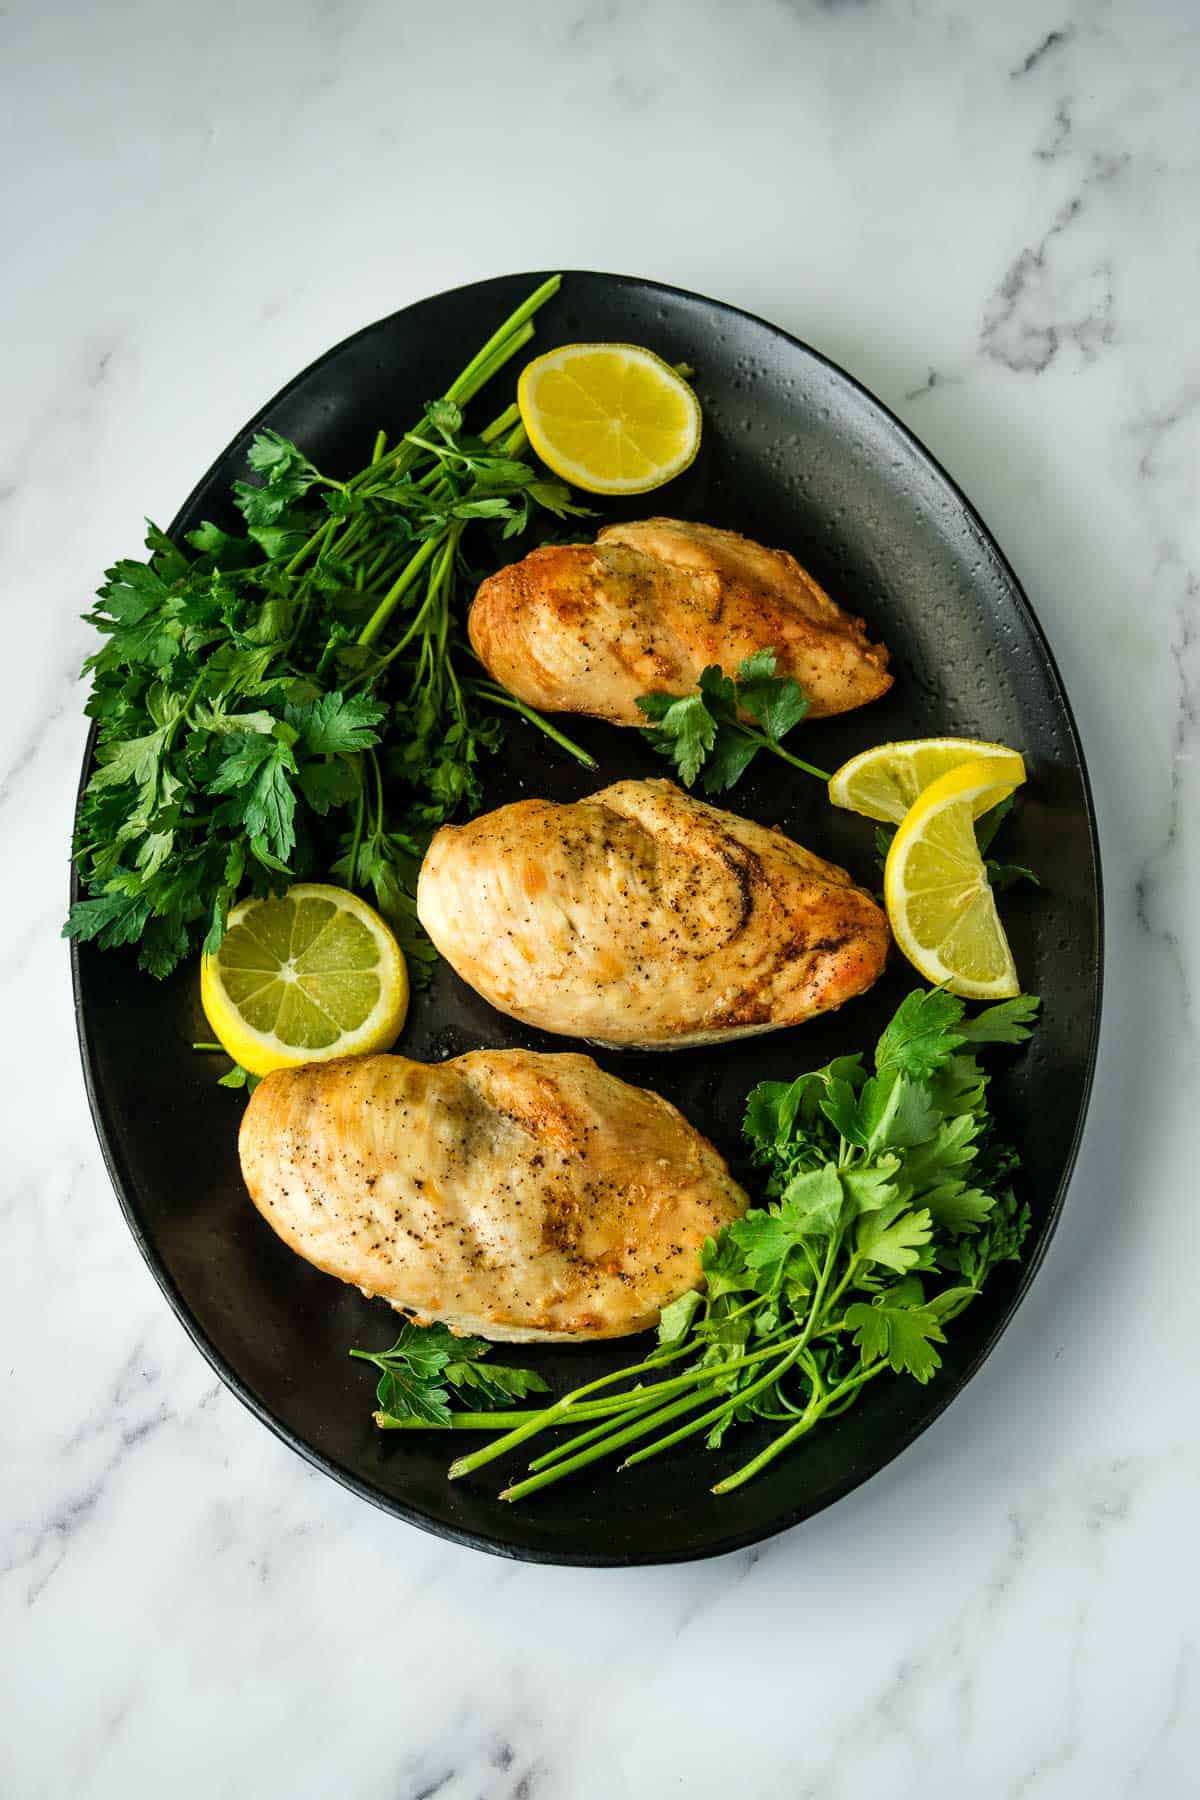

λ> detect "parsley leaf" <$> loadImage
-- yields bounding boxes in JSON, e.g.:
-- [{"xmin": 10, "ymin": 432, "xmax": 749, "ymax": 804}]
[
  {"xmin": 985, "ymin": 860, "xmax": 1041, "ymax": 893},
  {"xmin": 210, "ymin": 734, "xmax": 299, "ymax": 862},
  {"xmin": 636, "ymin": 651, "xmax": 825, "ymax": 792},
  {"xmin": 845, "ymin": 1300, "xmax": 946, "ymax": 1382},
  {"xmin": 63, "ymin": 889, "xmax": 151, "ymax": 951},
  {"xmin": 735, "ymin": 648, "xmax": 811, "ymax": 738},
  {"xmin": 858, "ymin": 1069, "xmax": 942, "ymax": 1152},
  {"xmin": 444, "ymin": 1360, "xmax": 550, "ymax": 1404},
  {"xmin": 658, "ymin": 1289, "xmax": 704, "ymax": 1347},
  {"xmin": 874, "ymin": 986, "xmax": 967, "ymax": 1079},
  {"xmin": 287, "ymin": 691, "xmax": 386, "ymax": 754},
  {"xmin": 635, "ymin": 691, "xmax": 716, "ymax": 785},
  {"xmin": 921, "ymin": 1184, "xmax": 996, "ymax": 1235},
  {"xmin": 973, "ymin": 791, "xmax": 1014, "ymax": 856},
  {"xmin": 350, "ymin": 1323, "xmax": 546, "ymax": 1426},
  {"xmin": 856, "ymin": 1204, "xmax": 934, "ymax": 1273},
  {"xmin": 958, "ymin": 994, "xmax": 1041, "ymax": 1045}
]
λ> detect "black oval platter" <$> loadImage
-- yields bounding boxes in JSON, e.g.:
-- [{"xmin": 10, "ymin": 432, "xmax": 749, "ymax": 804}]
[{"xmin": 71, "ymin": 271, "xmax": 1102, "ymax": 1565}]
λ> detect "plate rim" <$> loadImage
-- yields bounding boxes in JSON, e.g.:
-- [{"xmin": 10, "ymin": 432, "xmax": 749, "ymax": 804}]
[{"xmin": 70, "ymin": 268, "xmax": 1104, "ymax": 1565}]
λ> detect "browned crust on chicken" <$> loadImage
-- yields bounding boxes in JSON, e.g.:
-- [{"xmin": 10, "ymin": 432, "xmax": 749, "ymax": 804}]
[
  {"xmin": 238, "ymin": 1048, "xmax": 747, "ymax": 1342},
  {"xmin": 417, "ymin": 778, "xmax": 890, "ymax": 1048},
  {"xmin": 468, "ymin": 516, "xmax": 891, "ymax": 724}
]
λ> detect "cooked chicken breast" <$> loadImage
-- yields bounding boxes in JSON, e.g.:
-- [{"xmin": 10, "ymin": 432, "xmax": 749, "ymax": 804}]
[
  {"xmin": 239, "ymin": 1049, "xmax": 746, "ymax": 1342},
  {"xmin": 468, "ymin": 516, "xmax": 891, "ymax": 724},
  {"xmin": 417, "ymin": 778, "xmax": 889, "ymax": 1048}
]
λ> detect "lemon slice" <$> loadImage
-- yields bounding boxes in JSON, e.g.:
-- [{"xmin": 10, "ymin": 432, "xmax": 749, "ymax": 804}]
[
  {"xmin": 884, "ymin": 760, "xmax": 1025, "ymax": 999},
  {"xmin": 517, "ymin": 343, "xmax": 701, "ymax": 495},
  {"xmin": 830, "ymin": 738, "xmax": 1026, "ymax": 824},
  {"xmin": 201, "ymin": 883, "xmax": 408, "ymax": 1077}
]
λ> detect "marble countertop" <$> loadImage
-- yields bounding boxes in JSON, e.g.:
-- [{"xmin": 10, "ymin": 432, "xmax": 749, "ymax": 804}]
[{"xmin": 3, "ymin": 0, "xmax": 1197, "ymax": 1793}]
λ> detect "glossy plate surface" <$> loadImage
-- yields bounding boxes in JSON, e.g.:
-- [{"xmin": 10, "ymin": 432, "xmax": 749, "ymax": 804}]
[{"xmin": 72, "ymin": 272, "xmax": 1102, "ymax": 1564}]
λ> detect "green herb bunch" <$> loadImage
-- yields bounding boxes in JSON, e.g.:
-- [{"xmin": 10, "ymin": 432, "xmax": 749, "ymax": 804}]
[
  {"xmin": 65, "ymin": 275, "xmax": 595, "ymax": 981},
  {"xmin": 357, "ymin": 986, "xmax": 1038, "ymax": 1500}
]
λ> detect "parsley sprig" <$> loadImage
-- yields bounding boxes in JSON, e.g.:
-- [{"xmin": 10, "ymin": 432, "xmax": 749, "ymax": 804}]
[
  {"xmin": 636, "ymin": 651, "xmax": 829, "ymax": 792},
  {"xmin": 351, "ymin": 1323, "xmax": 548, "ymax": 1427},
  {"xmin": 357, "ymin": 985, "xmax": 1039, "ymax": 1500},
  {"xmin": 65, "ymin": 276, "xmax": 595, "ymax": 981}
]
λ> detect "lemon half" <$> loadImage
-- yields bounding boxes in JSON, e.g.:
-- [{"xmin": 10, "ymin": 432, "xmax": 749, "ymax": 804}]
[
  {"xmin": 517, "ymin": 342, "xmax": 701, "ymax": 495},
  {"xmin": 829, "ymin": 738, "xmax": 1026, "ymax": 824},
  {"xmin": 884, "ymin": 761, "xmax": 1025, "ymax": 1000},
  {"xmin": 201, "ymin": 883, "xmax": 408, "ymax": 1077}
]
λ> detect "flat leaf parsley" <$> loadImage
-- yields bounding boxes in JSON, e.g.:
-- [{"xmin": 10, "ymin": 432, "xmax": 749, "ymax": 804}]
[
  {"xmin": 636, "ymin": 651, "xmax": 829, "ymax": 792},
  {"xmin": 65, "ymin": 277, "xmax": 596, "ymax": 982},
  {"xmin": 351, "ymin": 1323, "xmax": 548, "ymax": 1428}
]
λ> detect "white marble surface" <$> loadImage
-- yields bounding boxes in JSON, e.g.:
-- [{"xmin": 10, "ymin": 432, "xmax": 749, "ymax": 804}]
[{"xmin": 2, "ymin": 0, "xmax": 1198, "ymax": 1793}]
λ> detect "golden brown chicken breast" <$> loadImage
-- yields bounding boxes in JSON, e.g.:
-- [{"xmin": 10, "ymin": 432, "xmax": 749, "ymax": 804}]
[
  {"xmin": 239, "ymin": 1048, "xmax": 747, "ymax": 1342},
  {"xmin": 468, "ymin": 516, "xmax": 891, "ymax": 724},
  {"xmin": 417, "ymin": 778, "xmax": 889, "ymax": 1048}
]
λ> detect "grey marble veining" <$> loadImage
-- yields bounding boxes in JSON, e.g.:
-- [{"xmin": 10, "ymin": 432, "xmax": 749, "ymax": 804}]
[{"xmin": 2, "ymin": 0, "xmax": 1198, "ymax": 1794}]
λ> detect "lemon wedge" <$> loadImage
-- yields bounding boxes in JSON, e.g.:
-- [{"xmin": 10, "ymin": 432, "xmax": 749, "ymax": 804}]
[
  {"xmin": 201, "ymin": 883, "xmax": 408, "ymax": 1077},
  {"xmin": 884, "ymin": 760, "xmax": 1025, "ymax": 999},
  {"xmin": 517, "ymin": 343, "xmax": 701, "ymax": 495},
  {"xmin": 829, "ymin": 738, "xmax": 1026, "ymax": 824}
]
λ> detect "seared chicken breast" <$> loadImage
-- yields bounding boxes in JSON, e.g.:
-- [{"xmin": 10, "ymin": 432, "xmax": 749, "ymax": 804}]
[
  {"xmin": 468, "ymin": 516, "xmax": 891, "ymax": 724},
  {"xmin": 417, "ymin": 778, "xmax": 889, "ymax": 1048},
  {"xmin": 239, "ymin": 1048, "xmax": 747, "ymax": 1341}
]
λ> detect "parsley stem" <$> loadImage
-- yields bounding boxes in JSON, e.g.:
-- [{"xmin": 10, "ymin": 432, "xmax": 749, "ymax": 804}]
[
  {"xmin": 370, "ymin": 1387, "xmax": 664, "ymax": 1434},
  {"xmin": 352, "ymin": 282, "xmax": 561, "ymax": 654},
  {"xmin": 375, "ymin": 1410, "xmax": 543, "ymax": 1432},
  {"xmin": 457, "ymin": 319, "xmax": 536, "ymax": 403},
  {"xmin": 499, "ymin": 1388, "xmax": 718, "ymax": 1502},
  {"xmin": 401, "ymin": 431, "xmax": 462, "ymax": 461},
  {"xmin": 356, "ymin": 531, "xmax": 461, "ymax": 691},
  {"xmin": 817, "ymin": 1258, "xmax": 861, "ymax": 1319},
  {"xmin": 525, "ymin": 1327, "xmax": 801, "ymax": 1489},
  {"xmin": 620, "ymin": 1236, "xmax": 841, "ymax": 1476},
  {"xmin": 465, "ymin": 681, "xmax": 597, "ymax": 770},
  {"xmin": 525, "ymin": 1387, "xmax": 701, "ymax": 1474},
  {"xmin": 619, "ymin": 1343, "xmax": 808, "ymax": 1472},
  {"xmin": 444, "ymin": 275, "xmax": 560, "ymax": 406},
  {"xmin": 345, "ymin": 761, "xmax": 367, "ymax": 885},
  {"xmin": 367, "ymin": 748, "xmax": 385, "ymax": 851},
  {"xmin": 164, "ymin": 669, "xmax": 207, "ymax": 753},
  {"xmin": 284, "ymin": 514, "xmax": 337, "ymax": 580},
  {"xmin": 345, "ymin": 279, "xmax": 559, "ymax": 494},
  {"xmin": 446, "ymin": 1340, "xmax": 725, "ymax": 1480},
  {"xmin": 710, "ymin": 1361, "xmax": 887, "ymax": 1494},
  {"xmin": 738, "ymin": 725, "xmax": 830, "ymax": 784},
  {"xmin": 447, "ymin": 1330, "xmax": 810, "ymax": 1482},
  {"xmin": 480, "ymin": 403, "xmax": 521, "ymax": 443},
  {"xmin": 355, "ymin": 536, "xmax": 441, "ymax": 648}
]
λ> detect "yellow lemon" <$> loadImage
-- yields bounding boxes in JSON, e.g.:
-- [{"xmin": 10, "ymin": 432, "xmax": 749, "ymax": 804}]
[
  {"xmin": 517, "ymin": 342, "xmax": 701, "ymax": 495},
  {"xmin": 201, "ymin": 883, "xmax": 408, "ymax": 1077},
  {"xmin": 884, "ymin": 761, "xmax": 1025, "ymax": 1000},
  {"xmin": 829, "ymin": 738, "xmax": 1026, "ymax": 825}
]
